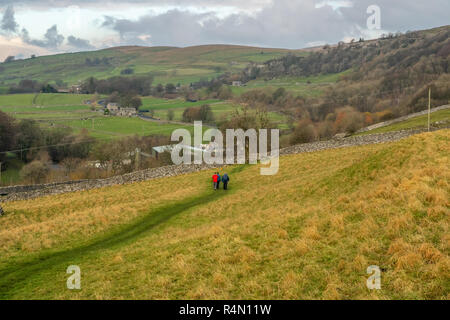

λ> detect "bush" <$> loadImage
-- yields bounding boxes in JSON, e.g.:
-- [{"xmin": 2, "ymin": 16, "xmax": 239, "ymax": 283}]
[
  {"xmin": 20, "ymin": 160, "xmax": 50, "ymax": 184},
  {"xmin": 182, "ymin": 105, "xmax": 214, "ymax": 123},
  {"xmin": 379, "ymin": 110, "xmax": 395, "ymax": 121},
  {"xmin": 217, "ymin": 86, "xmax": 233, "ymax": 100},
  {"xmin": 167, "ymin": 109, "xmax": 175, "ymax": 121},
  {"xmin": 120, "ymin": 68, "xmax": 134, "ymax": 75},
  {"xmin": 290, "ymin": 119, "xmax": 317, "ymax": 144},
  {"xmin": 317, "ymin": 121, "xmax": 335, "ymax": 139},
  {"xmin": 334, "ymin": 107, "xmax": 364, "ymax": 134}
]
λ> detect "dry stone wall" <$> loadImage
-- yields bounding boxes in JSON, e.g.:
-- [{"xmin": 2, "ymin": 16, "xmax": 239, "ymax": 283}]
[
  {"xmin": 356, "ymin": 105, "xmax": 449, "ymax": 133},
  {"xmin": 1, "ymin": 127, "xmax": 447, "ymax": 202}
]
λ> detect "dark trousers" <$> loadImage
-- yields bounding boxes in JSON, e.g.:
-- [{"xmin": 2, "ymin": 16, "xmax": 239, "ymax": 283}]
[{"xmin": 223, "ymin": 182, "xmax": 228, "ymax": 190}]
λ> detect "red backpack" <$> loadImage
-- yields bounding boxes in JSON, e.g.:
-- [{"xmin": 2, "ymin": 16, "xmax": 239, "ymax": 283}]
[{"xmin": 212, "ymin": 174, "xmax": 218, "ymax": 183}]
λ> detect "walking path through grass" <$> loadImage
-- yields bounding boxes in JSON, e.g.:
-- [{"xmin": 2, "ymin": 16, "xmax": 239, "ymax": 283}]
[
  {"xmin": 0, "ymin": 188, "xmax": 231, "ymax": 298},
  {"xmin": 0, "ymin": 165, "xmax": 245, "ymax": 298}
]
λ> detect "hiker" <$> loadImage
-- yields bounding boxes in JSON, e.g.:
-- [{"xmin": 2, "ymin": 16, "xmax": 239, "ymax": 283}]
[
  {"xmin": 217, "ymin": 172, "xmax": 221, "ymax": 190},
  {"xmin": 0, "ymin": 204, "xmax": 4, "ymax": 216},
  {"xmin": 222, "ymin": 173, "xmax": 230, "ymax": 190},
  {"xmin": 212, "ymin": 172, "xmax": 219, "ymax": 190}
]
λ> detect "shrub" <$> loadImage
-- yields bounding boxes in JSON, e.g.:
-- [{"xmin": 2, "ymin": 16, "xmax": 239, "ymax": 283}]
[
  {"xmin": 167, "ymin": 109, "xmax": 175, "ymax": 121},
  {"xmin": 20, "ymin": 160, "xmax": 50, "ymax": 184},
  {"xmin": 290, "ymin": 119, "xmax": 317, "ymax": 144}
]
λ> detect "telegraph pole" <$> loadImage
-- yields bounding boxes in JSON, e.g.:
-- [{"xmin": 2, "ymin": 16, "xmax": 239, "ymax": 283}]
[
  {"xmin": 135, "ymin": 148, "xmax": 141, "ymax": 171},
  {"xmin": 428, "ymin": 87, "xmax": 431, "ymax": 132}
]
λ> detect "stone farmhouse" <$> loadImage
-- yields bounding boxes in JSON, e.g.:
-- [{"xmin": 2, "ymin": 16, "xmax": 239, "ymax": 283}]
[
  {"xmin": 106, "ymin": 103, "xmax": 119, "ymax": 114},
  {"xmin": 117, "ymin": 107, "xmax": 137, "ymax": 117},
  {"xmin": 105, "ymin": 103, "xmax": 137, "ymax": 117}
]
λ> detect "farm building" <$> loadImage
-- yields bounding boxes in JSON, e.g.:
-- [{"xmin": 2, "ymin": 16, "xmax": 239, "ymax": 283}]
[
  {"xmin": 152, "ymin": 145, "xmax": 173, "ymax": 159},
  {"xmin": 106, "ymin": 103, "xmax": 137, "ymax": 117},
  {"xmin": 152, "ymin": 143, "xmax": 222, "ymax": 159},
  {"xmin": 69, "ymin": 85, "xmax": 82, "ymax": 94},
  {"xmin": 117, "ymin": 107, "xmax": 137, "ymax": 117},
  {"xmin": 106, "ymin": 103, "xmax": 119, "ymax": 114}
]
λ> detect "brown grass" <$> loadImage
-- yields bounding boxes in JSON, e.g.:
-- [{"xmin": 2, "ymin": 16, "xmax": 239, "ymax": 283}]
[{"xmin": 0, "ymin": 130, "xmax": 449, "ymax": 299}]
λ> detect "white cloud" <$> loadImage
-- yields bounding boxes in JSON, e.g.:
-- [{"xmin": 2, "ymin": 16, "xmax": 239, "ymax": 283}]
[{"xmin": 0, "ymin": 35, "xmax": 52, "ymax": 61}]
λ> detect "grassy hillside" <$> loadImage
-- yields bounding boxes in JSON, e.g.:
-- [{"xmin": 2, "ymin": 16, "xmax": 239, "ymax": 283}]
[
  {"xmin": 231, "ymin": 71, "xmax": 351, "ymax": 97},
  {"xmin": 0, "ymin": 93, "xmax": 91, "ymax": 107},
  {"xmin": 0, "ymin": 45, "xmax": 295, "ymax": 86},
  {"xmin": 0, "ymin": 130, "xmax": 448, "ymax": 299},
  {"xmin": 55, "ymin": 117, "xmax": 197, "ymax": 139}
]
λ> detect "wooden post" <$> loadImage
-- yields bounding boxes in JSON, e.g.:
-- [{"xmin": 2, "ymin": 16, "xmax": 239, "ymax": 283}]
[
  {"xmin": 0, "ymin": 161, "xmax": 2, "ymax": 186},
  {"xmin": 428, "ymin": 87, "xmax": 431, "ymax": 132}
]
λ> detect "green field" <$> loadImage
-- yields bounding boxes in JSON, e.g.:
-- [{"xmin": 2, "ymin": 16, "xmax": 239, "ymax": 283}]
[
  {"xmin": 0, "ymin": 130, "xmax": 448, "ymax": 299},
  {"xmin": 0, "ymin": 93, "xmax": 291, "ymax": 136},
  {"xmin": 141, "ymin": 98, "xmax": 221, "ymax": 111},
  {"xmin": 359, "ymin": 109, "xmax": 450, "ymax": 135},
  {"xmin": 0, "ymin": 93, "xmax": 95, "ymax": 107},
  {"xmin": 230, "ymin": 71, "xmax": 350, "ymax": 97},
  {"xmin": 0, "ymin": 94, "xmax": 202, "ymax": 138},
  {"xmin": 147, "ymin": 100, "xmax": 289, "ymax": 128},
  {"xmin": 51, "ymin": 117, "xmax": 196, "ymax": 139}
]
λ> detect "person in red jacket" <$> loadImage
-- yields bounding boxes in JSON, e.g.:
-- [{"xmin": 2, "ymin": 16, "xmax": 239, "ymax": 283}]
[{"xmin": 212, "ymin": 172, "xmax": 219, "ymax": 190}]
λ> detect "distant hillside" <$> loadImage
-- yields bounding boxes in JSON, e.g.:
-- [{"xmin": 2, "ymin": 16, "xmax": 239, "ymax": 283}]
[
  {"xmin": 0, "ymin": 45, "xmax": 295, "ymax": 87},
  {"xmin": 246, "ymin": 25, "xmax": 450, "ymax": 116}
]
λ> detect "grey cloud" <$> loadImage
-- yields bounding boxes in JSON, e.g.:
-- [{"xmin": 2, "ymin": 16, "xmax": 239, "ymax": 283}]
[
  {"xmin": 0, "ymin": 0, "xmax": 269, "ymax": 11},
  {"xmin": 1, "ymin": 5, "xmax": 19, "ymax": 33},
  {"xmin": 100, "ymin": 0, "xmax": 450, "ymax": 49},
  {"xmin": 2, "ymin": 0, "xmax": 449, "ymax": 54},
  {"xmin": 67, "ymin": 35, "xmax": 95, "ymax": 50},
  {"xmin": 22, "ymin": 25, "xmax": 65, "ymax": 48},
  {"xmin": 101, "ymin": 0, "xmax": 352, "ymax": 48},
  {"xmin": 340, "ymin": 0, "xmax": 450, "ymax": 33}
]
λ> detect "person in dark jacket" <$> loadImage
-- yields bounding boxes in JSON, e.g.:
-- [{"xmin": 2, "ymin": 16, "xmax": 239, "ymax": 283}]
[
  {"xmin": 0, "ymin": 204, "xmax": 4, "ymax": 216},
  {"xmin": 222, "ymin": 173, "xmax": 230, "ymax": 190},
  {"xmin": 216, "ymin": 173, "xmax": 221, "ymax": 190}
]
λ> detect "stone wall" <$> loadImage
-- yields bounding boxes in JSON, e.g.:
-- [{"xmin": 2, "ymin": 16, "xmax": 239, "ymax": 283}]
[
  {"xmin": 280, "ymin": 129, "xmax": 427, "ymax": 156},
  {"xmin": 0, "ymin": 164, "xmax": 219, "ymax": 202},
  {"xmin": 1, "ymin": 127, "xmax": 447, "ymax": 202},
  {"xmin": 356, "ymin": 105, "xmax": 449, "ymax": 133}
]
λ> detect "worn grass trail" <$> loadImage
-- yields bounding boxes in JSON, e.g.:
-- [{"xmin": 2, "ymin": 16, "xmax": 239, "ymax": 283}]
[{"xmin": 0, "ymin": 185, "xmax": 234, "ymax": 299}]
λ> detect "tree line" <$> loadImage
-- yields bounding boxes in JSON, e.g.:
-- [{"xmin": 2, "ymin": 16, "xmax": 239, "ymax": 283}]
[{"xmin": 0, "ymin": 110, "xmax": 171, "ymax": 185}]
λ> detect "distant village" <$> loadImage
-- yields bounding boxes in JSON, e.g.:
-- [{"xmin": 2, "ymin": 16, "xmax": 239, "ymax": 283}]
[{"xmin": 58, "ymin": 83, "xmax": 138, "ymax": 117}]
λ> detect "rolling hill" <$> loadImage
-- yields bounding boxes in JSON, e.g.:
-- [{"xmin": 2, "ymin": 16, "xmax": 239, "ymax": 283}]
[
  {"xmin": 0, "ymin": 45, "xmax": 295, "ymax": 87},
  {"xmin": 0, "ymin": 129, "xmax": 448, "ymax": 299}
]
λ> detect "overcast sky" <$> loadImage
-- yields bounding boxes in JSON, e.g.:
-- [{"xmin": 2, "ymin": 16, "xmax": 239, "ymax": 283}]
[{"xmin": 0, "ymin": 0, "xmax": 449, "ymax": 60}]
